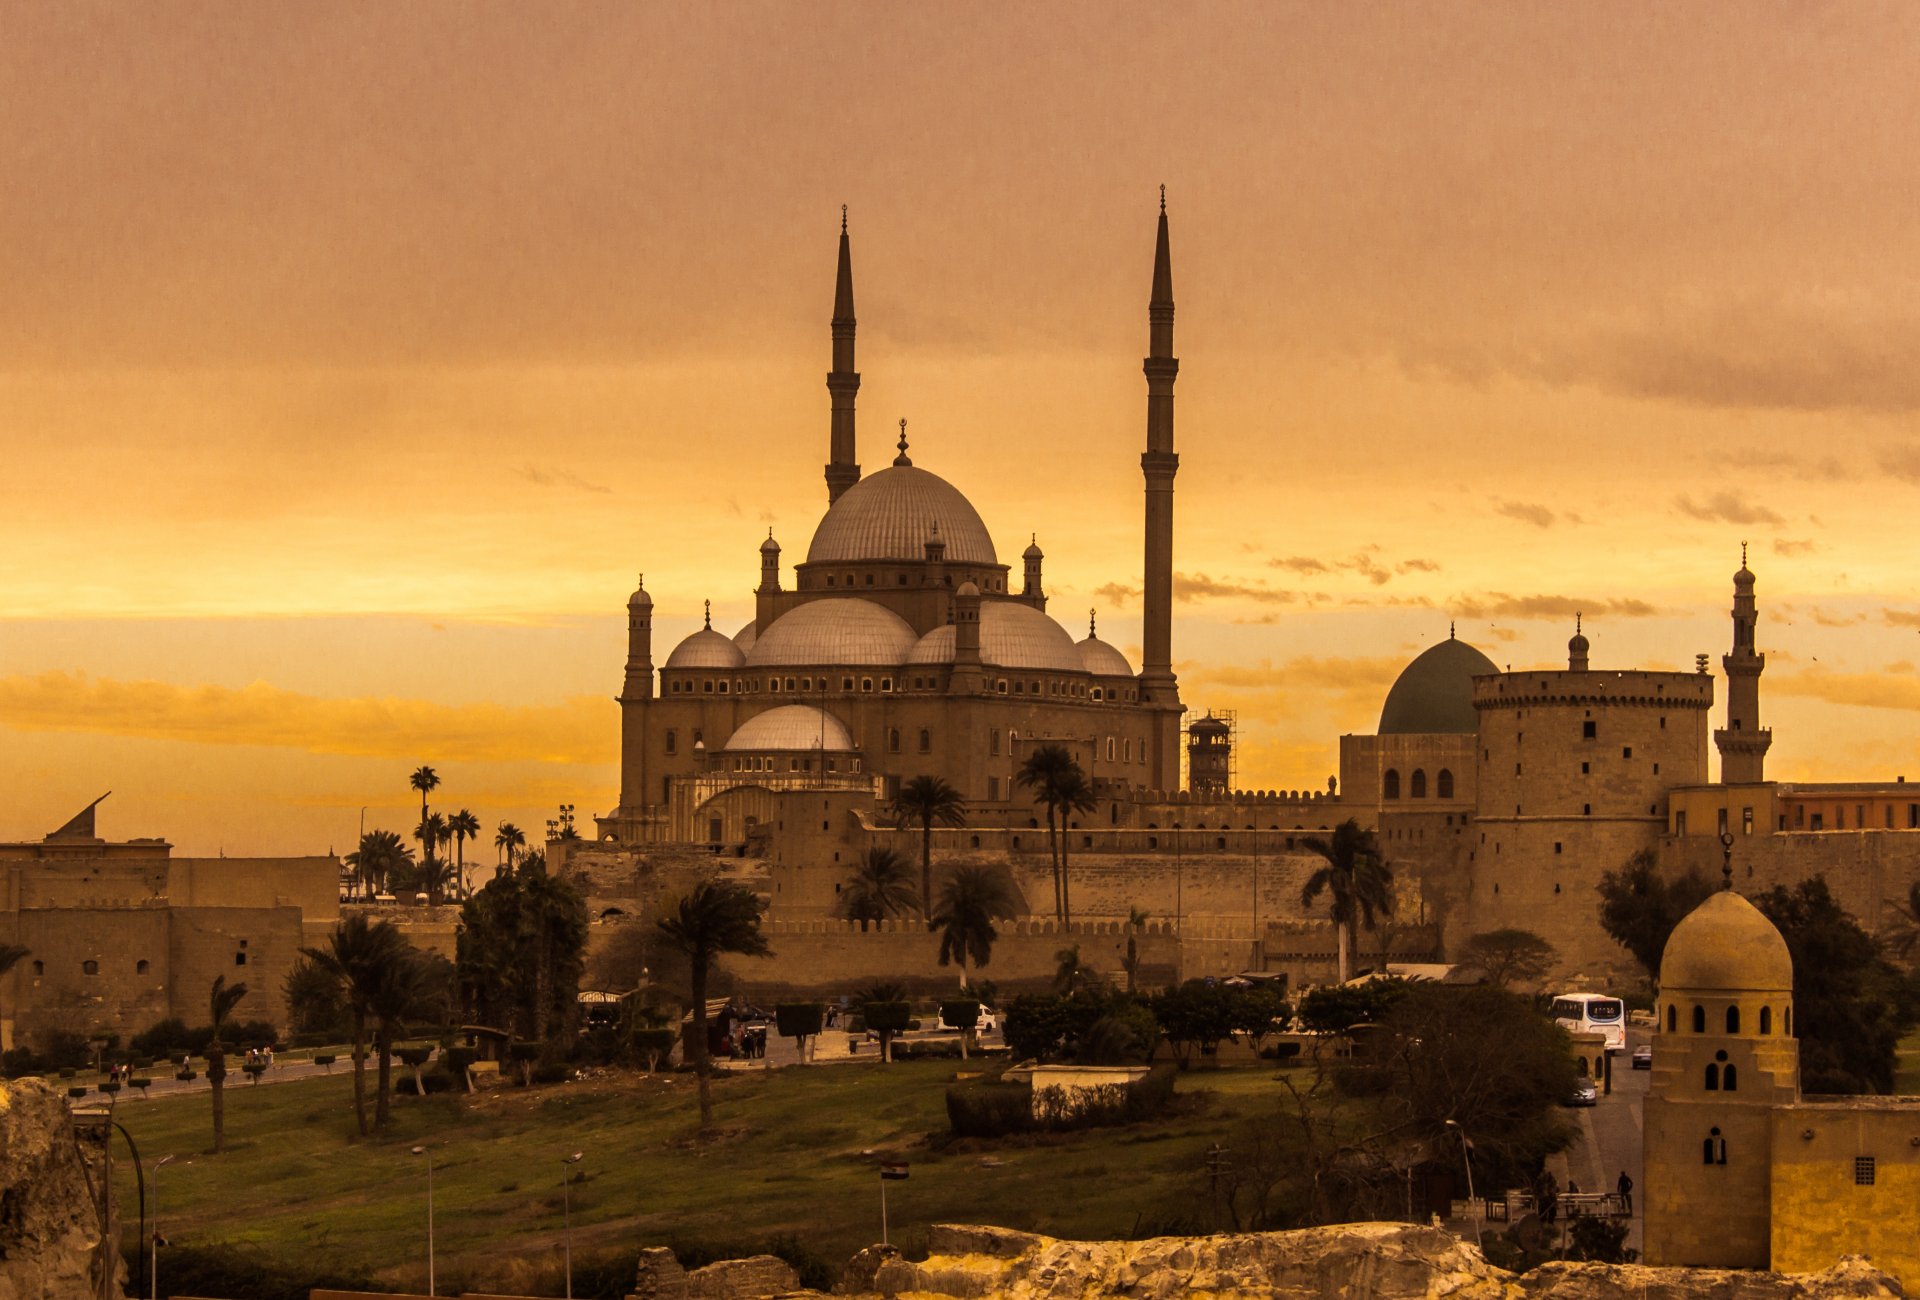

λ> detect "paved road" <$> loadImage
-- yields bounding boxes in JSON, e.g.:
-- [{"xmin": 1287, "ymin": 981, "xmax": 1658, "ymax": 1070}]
[
  {"xmin": 713, "ymin": 1023, "xmax": 1005, "ymax": 1071},
  {"xmin": 1547, "ymin": 1024, "xmax": 1649, "ymax": 1254}
]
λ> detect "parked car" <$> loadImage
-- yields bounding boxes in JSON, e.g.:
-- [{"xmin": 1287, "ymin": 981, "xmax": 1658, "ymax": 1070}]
[
  {"xmin": 1631, "ymin": 1044, "xmax": 1653, "ymax": 1070},
  {"xmin": 1564, "ymin": 1079, "xmax": 1599, "ymax": 1107},
  {"xmin": 936, "ymin": 1008, "xmax": 998, "ymax": 1034}
]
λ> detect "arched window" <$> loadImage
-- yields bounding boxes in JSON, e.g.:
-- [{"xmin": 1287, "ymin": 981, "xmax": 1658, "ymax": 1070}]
[
  {"xmin": 1410, "ymin": 769, "xmax": 1427, "ymax": 798},
  {"xmin": 1705, "ymin": 1063, "xmax": 1720, "ymax": 1090},
  {"xmin": 1726, "ymin": 1005, "xmax": 1741, "ymax": 1034},
  {"xmin": 1384, "ymin": 769, "xmax": 1401, "ymax": 799},
  {"xmin": 1692, "ymin": 1005, "xmax": 1706, "ymax": 1033},
  {"xmin": 1759, "ymin": 1006, "xmax": 1772, "ymax": 1034},
  {"xmin": 136, "ymin": 959, "xmax": 150, "ymax": 975},
  {"xmin": 1703, "ymin": 1127, "xmax": 1727, "ymax": 1165},
  {"xmin": 82, "ymin": 959, "xmax": 98, "ymax": 976},
  {"xmin": 918, "ymin": 728, "xmax": 932, "ymax": 753},
  {"xmin": 1666, "ymin": 1004, "xmax": 1677, "ymax": 1033},
  {"xmin": 1437, "ymin": 769, "xmax": 1454, "ymax": 799},
  {"xmin": 1576, "ymin": 1056, "xmax": 1590, "ymax": 1077},
  {"xmin": 887, "ymin": 728, "xmax": 900, "ymax": 753},
  {"xmin": 1724, "ymin": 1063, "xmax": 1738, "ymax": 1091}
]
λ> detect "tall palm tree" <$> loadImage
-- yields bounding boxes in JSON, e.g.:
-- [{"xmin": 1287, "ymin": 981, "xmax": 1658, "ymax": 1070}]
[
  {"xmin": 888, "ymin": 776, "xmax": 967, "ymax": 920},
  {"xmin": 932, "ymin": 864, "xmax": 1018, "ymax": 990},
  {"xmin": 0, "ymin": 943, "xmax": 29, "ymax": 1054},
  {"xmin": 1300, "ymin": 818, "xmax": 1394, "ymax": 984},
  {"xmin": 367, "ymin": 948, "xmax": 433, "ymax": 1131},
  {"xmin": 302, "ymin": 914, "xmax": 412, "ymax": 1137},
  {"xmin": 206, "ymin": 975, "xmax": 249, "ymax": 1154},
  {"xmin": 1016, "ymin": 744, "xmax": 1077, "ymax": 921},
  {"xmin": 495, "ymin": 821, "xmax": 526, "ymax": 871},
  {"xmin": 1883, "ymin": 882, "xmax": 1920, "ymax": 959},
  {"xmin": 1053, "ymin": 943, "xmax": 1096, "ymax": 995},
  {"xmin": 448, "ymin": 809, "xmax": 481, "ymax": 897},
  {"xmin": 1049, "ymin": 767, "xmax": 1098, "ymax": 924},
  {"xmin": 839, "ymin": 846, "xmax": 920, "ymax": 926},
  {"xmin": 410, "ymin": 765, "xmax": 441, "ymax": 863},
  {"xmin": 1124, "ymin": 908, "xmax": 1150, "ymax": 995},
  {"xmin": 657, "ymin": 880, "xmax": 772, "ymax": 1130},
  {"xmin": 345, "ymin": 830, "xmax": 413, "ymax": 900}
]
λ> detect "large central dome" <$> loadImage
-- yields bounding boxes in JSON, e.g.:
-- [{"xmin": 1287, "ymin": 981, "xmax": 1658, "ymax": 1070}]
[
  {"xmin": 806, "ymin": 465, "xmax": 998, "ymax": 565},
  {"xmin": 1378, "ymin": 636, "xmax": 1499, "ymax": 735}
]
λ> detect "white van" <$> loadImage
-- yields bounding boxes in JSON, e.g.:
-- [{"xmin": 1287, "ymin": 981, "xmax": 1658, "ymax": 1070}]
[{"xmin": 1550, "ymin": 992, "xmax": 1626, "ymax": 1054}]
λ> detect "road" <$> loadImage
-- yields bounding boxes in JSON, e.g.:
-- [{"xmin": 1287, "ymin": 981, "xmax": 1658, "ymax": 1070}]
[{"xmin": 1546, "ymin": 1024, "xmax": 1649, "ymax": 1254}]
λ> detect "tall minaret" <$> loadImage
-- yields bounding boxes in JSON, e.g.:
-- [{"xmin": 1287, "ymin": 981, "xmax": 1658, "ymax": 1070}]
[
  {"xmin": 825, "ymin": 207, "xmax": 862, "ymax": 504},
  {"xmin": 1140, "ymin": 188, "xmax": 1179, "ymax": 699},
  {"xmin": 1715, "ymin": 544, "xmax": 1772, "ymax": 784},
  {"xmin": 615, "ymin": 574, "xmax": 655, "ymax": 827}
]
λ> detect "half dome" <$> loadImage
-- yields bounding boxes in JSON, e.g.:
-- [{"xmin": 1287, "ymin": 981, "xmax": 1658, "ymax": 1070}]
[
  {"xmin": 664, "ymin": 628, "xmax": 747, "ymax": 671},
  {"xmin": 723, "ymin": 705, "xmax": 856, "ymax": 752},
  {"xmin": 732, "ymin": 620, "xmax": 759, "ymax": 653},
  {"xmin": 1659, "ymin": 890, "xmax": 1793, "ymax": 993},
  {"xmin": 906, "ymin": 601, "xmax": 1085, "ymax": 673},
  {"xmin": 745, "ymin": 598, "xmax": 918, "ymax": 668},
  {"xmin": 1378, "ymin": 637, "xmax": 1499, "ymax": 735},
  {"xmin": 1078, "ymin": 636, "xmax": 1134, "ymax": 677},
  {"xmin": 805, "ymin": 465, "xmax": 998, "ymax": 565}
]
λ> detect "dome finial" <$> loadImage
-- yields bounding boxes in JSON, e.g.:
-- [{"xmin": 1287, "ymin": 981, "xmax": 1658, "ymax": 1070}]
[
  {"xmin": 637, "ymin": 572, "xmax": 644, "ymax": 589},
  {"xmin": 894, "ymin": 418, "xmax": 912, "ymax": 467},
  {"xmin": 1742, "ymin": 540, "xmax": 1748, "ymax": 566},
  {"xmin": 1721, "ymin": 831, "xmax": 1735, "ymax": 890},
  {"xmin": 1159, "ymin": 183, "xmax": 1166, "ymax": 214},
  {"xmin": 703, "ymin": 599, "xmax": 711, "ymax": 630},
  {"xmin": 1576, "ymin": 612, "xmax": 1582, "ymax": 635},
  {"xmin": 841, "ymin": 203, "xmax": 848, "ymax": 235},
  {"xmin": 1089, "ymin": 608, "xmax": 1098, "ymax": 638},
  {"xmin": 1449, "ymin": 620, "xmax": 1455, "ymax": 640}
]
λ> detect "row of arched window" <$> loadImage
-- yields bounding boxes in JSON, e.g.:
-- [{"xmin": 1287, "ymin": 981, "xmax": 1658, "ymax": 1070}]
[
  {"xmin": 1666, "ymin": 1003, "xmax": 1787, "ymax": 1036},
  {"xmin": 1383, "ymin": 768, "xmax": 1453, "ymax": 799}
]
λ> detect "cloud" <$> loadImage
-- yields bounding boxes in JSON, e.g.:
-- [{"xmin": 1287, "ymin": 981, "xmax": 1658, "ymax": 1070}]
[
  {"xmin": 1773, "ymin": 538, "xmax": 1817, "ymax": 556},
  {"xmin": 1396, "ymin": 559, "xmax": 1441, "ymax": 574},
  {"xmin": 1451, "ymin": 593, "xmax": 1661, "ymax": 620},
  {"xmin": 1880, "ymin": 448, "xmax": 1920, "ymax": 484},
  {"xmin": 1747, "ymin": 452, "xmax": 1858, "ymax": 483},
  {"xmin": 1495, "ymin": 500, "xmax": 1557, "ymax": 529},
  {"xmin": 1173, "ymin": 573, "xmax": 1301, "ymax": 605},
  {"xmin": 519, "ymin": 464, "xmax": 612, "ymax": 494},
  {"xmin": 1092, "ymin": 581, "xmax": 1140, "ymax": 604},
  {"xmin": 1883, "ymin": 609, "xmax": 1920, "ymax": 629},
  {"xmin": 1770, "ymin": 667, "xmax": 1920, "ymax": 714},
  {"xmin": 1810, "ymin": 607, "xmax": 1865, "ymax": 628},
  {"xmin": 1673, "ymin": 493, "xmax": 1784, "ymax": 527},
  {"xmin": 0, "ymin": 672, "xmax": 615, "ymax": 764},
  {"xmin": 1267, "ymin": 556, "xmax": 1332, "ymax": 575}
]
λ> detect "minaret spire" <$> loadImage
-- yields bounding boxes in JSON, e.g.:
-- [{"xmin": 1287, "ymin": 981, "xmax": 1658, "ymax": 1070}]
[
  {"xmin": 1140, "ymin": 188, "xmax": 1183, "ymax": 790},
  {"xmin": 825, "ymin": 209, "xmax": 862, "ymax": 504},
  {"xmin": 1716, "ymin": 545, "xmax": 1772, "ymax": 783}
]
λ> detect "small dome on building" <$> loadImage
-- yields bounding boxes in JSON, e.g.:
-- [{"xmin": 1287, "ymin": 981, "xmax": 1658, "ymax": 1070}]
[
  {"xmin": 732, "ymin": 621, "xmax": 758, "ymax": 653},
  {"xmin": 958, "ymin": 580, "xmax": 980, "ymax": 597},
  {"xmin": 805, "ymin": 465, "xmax": 998, "ymax": 565},
  {"xmin": 745, "ymin": 598, "xmax": 919, "ymax": 667},
  {"xmin": 1023, "ymin": 537, "xmax": 1043, "ymax": 559},
  {"xmin": 1659, "ymin": 890, "xmax": 1793, "ymax": 993},
  {"xmin": 664, "ymin": 626, "xmax": 746, "ymax": 670},
  {"xmin": 1190, "ymin": 713, "xmax": 1231, "ymax": 736},
  {"xmin": 760, "ymin": 531, "xmax": 781, "ymax": 554},
  {"xmin": 1078, "ymin": 635, "xmax": 1133, "ymax": 676},
  {"xmin": 723, "ymin": 704, "xmax": 856, "ymax": 753},
  {"xmin": 628, "ymin": 578, "xmax": 651, "ymax": 609},
  {"xmin": 907, "ymin": 601, "xmax": 1085, "ymax": 673},
  {"xmin": 1378, "ymin": 635, "xmax": 1499, "ymax": 735}
]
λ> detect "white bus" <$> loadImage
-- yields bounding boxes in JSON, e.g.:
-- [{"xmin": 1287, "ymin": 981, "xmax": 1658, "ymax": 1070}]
[{"xmin": 1550, "ymin": 992, "xmax": 1626, "ymax": 1054}]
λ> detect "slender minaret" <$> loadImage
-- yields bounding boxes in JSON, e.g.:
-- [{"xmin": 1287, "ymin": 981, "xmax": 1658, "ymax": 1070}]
[
  {"xmin": 623, "ymin": 574, "xmax": 654, "ymax": 700},
  {"xmin": 825, "ymin": 207, "xmax": 862, "ymax": 504},
  {"xmin": 1567, "ymin": 613, "xmax": 1589, "ymax": 671},
  {"xmin": 1716, "ymin": 544, "xmax": 1772, "ymax": 783},
  {"xmin": 1140, "ymin": 188, "xmax": 1179, "ymax": 699},
  {"xmin": 616, "ymin": 574, "xmax": 655, "ymax": 826}
]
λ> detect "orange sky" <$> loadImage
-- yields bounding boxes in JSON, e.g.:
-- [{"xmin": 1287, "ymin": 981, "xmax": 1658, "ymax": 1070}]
[{"xmin": 4, "ymin": 3, "xmax": 1919, "ymax": 855}]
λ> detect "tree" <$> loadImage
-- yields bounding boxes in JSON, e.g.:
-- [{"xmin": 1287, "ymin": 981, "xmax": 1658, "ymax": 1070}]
[
  {"xmin": 932, "ymin": 864, "xmax": 1019, "ymax": 990},
  {"xmin": 1049, "ymin": 768, "xmax": 1098, "ymax": 923},
  {"xmin": 1123, "ymin": 908, "xmax": 1150, "ymax": 995},
  {"xmin": 775, "ymin": 1002, "xmax": 825, "ymax": 1064},
  {"xmin": 206, "ymin": 975, "xmax": 248, "ymax": 1154},
  {"xmin": 1053, "ymin": 944, "xmax": 1101, "ymax": 996},
  {"xmin": 302, "ymin": 914, "xmax": 415, "ymax": 1136},
  {"xmin": 283, "ymin": 955, "xmax": 348, "ymax": 1039},
  {"xmin": 889, "ymin": 775, "xmax": 967, "ymax": 920},
  {"xmin": 1755, "ymin": 876, "xmax": 1918, "ymax": 1094},
  {"xmin": 1300, "ymin": 819, "xmax": 1394, "ymax": 983},
  {"xmin": 416, "ymin": 855, "xmax": 453, "ymax": 907},
  {"xmin": 344, "ymin": 830, "xmax": 413, "ymax": 900},
  {"xmin": 1596, "ymin": 851, "xmax": 1715, "ymax": 979},
  {"xmin": 410, "ymin": 765, "xmax": 441, "ymax": 863},
  {"xmin": 1152, "ymin": 981, "xmax": 1246, "ymax": 1066},
  {"xmin": 456, "ymin": 857, "xmax": 589, "ymax": 1054},
  {"xmin": 0, "ymin": 943, "xmax": 28, "ymax": 1054},
  {"xmin": 1016, "ymin": 743, "xmax": 1077, "ymax": 921},
  {"xmin": 1460, "ymin": 929, "xmax": 1560, "ymax": 990},
  {"xmin": 417, "ymin": 811, "xmax": 450, "ymax": 884},
  {"xmin": 655, "ymin": 880, "xmax": 771, "ymax": 1129},
  {"xmin": 1296, "ymin": 978, "xmax": 1411, "ymax": 1034},
  {"xmin": 1882, "ymin": 881, "xmax": 1920, "ymax": 961},
  {"xmin": 367, "ymin": 948, "xmax": 441, "ymax": 1129},
  {"xmin": 495, "ymin": 821, "xmax": 526, "ymax": 871},
  {"xmin": 861, "ymin": 991, "xmax": 913, "ymax": 1064},
  {"xmin": 447, "ymin": 809, "xmax": 481, "ymax": 897},
  {"xmin": 838, "ymin": 846, "xmax": 920, "ymax": 926}
]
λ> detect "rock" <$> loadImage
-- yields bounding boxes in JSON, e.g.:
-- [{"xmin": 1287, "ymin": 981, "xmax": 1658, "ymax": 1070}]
[
  {"xmin": 685, "ymin": 1254, "xmax": 802, "ymax": 1300},
  {"xmin": 836, "ymin": 1244, "xmax": 901, "ymax": 1295},
  {"xmin": 631, "ymin": 1246, "xmax": 691, "ymax": 1300},
  {"xmin": 0, "ymin": 1078, "xmax": 120, "ymax": 1300}
]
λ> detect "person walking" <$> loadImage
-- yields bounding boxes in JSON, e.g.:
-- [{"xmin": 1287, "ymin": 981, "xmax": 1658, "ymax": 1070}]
[{"xmin": 1616, "ymin": 1170, "xmax": 1633, "ymax": 1214}]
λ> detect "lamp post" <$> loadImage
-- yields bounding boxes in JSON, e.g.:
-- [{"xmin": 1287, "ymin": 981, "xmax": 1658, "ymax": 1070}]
[
  {"xmin": 561, "ymin": 1151, "xmax": 584, "ymax": 1300},
  {"xmin": 1443, "ymin": 1120, "xmax": 1481, "ymax": 1246},
  {"xmin": 411, "ymin": 1146, "xmax": 435, "ymax": 1296},
  {"xmin": 151, "ymin": 1155, "xmax": 175, "ymax": 1300}
]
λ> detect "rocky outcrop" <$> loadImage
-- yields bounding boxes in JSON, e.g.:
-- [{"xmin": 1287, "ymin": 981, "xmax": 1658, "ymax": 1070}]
[
  {"xmin": 861, "ymin": 1223, "xmax": 1905, "ymax": 1300},
  {"xmin": 628, "ymin": 1247, "xmax": 801, "ymax": 1300},
  {"xmin": 0, "ymin": 1078, "xmax": 116, "ymax": 1300}
]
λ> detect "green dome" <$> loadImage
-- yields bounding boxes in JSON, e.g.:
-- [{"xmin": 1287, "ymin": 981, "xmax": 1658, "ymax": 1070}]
[{"xmin": 1378, "ymin": 636, "xmax": 1499, "ymax": 735}]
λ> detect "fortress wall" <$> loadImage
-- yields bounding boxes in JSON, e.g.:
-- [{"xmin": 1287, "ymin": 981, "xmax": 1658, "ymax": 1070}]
[
  {"xmin": 9, "ymin": 857, "xmax": 170, "ymax": 908},
  {"xmin": 10, "ymin": 908, "xmax": 171, "ymax": 1044},
  {"xmin": 1463, "ymin": 817, "xmax": 1662, "ymax": 984},
  {"xmin": 1659, "ymin": 829, "xmax": 1920, "ymax": 942},
  {"xmin": 169, "ymin": 856, "xmax": 340, "ymax": 921},
  {"xmin": 166, "ymin": 905, "xmax": 304, "ymax": 1034}
]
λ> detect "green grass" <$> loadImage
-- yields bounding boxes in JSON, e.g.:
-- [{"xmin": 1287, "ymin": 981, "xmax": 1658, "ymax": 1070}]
[{"xmin": 112, "ymin": 1062, "xmax": 1322, "ymax": 1292}]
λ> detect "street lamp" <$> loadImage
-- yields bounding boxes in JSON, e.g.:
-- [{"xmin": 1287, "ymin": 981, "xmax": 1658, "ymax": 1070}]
[
  {"xmin": 1443, "ymin": 1120, "xmax": 1482, "ymax": 1246},
  {"xmin": 151, "ymin": 1155, "xmax": 175, "ymax": 1300},
  {"xmin": 411, "ymin": 1146, "xmax": 436, "ymax": 1296},
  {"xmin": 561, "ymin": 1151, "xmax": 585, "ymax": 1300}
]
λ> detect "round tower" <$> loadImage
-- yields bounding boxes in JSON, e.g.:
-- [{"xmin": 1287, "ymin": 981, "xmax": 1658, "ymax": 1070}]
[{"xmin": 1187, "ymin": 713, "xmax": 1232, "ymax": 797}]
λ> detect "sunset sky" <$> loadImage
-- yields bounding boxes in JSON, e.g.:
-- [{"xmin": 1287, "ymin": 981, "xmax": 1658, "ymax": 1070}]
[{"xmin": 4, "ymin": 3, "xmax": 1919, "ymax": 855}]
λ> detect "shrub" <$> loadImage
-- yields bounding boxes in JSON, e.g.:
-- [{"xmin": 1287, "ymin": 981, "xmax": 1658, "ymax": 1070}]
[
  {"xmin": 132, "ymin": 1018, "xmax": 192, "ymax": 1058},
  {"xmin": 945, "ymin": 1080, "xmax": 1037, "ymax": 1137},
  {"xmin": 39, "ymin": 1032, "xmax": 92, "ymax": 1072},
  {"xmin": 939, "ymin": 999, "xmax": 981, "ymax": 1033},
  {"xmin": 100, "ymin": 1080, "xmax": 122, "ymax": 1095},
  {"xmin": 1, "ymin": 1047, "xmax": 42, "ymax": 1078},
  {"xmin": 531, "ymin": 1062, "xmax": 572, "ymax": 1085},
  {"xmin": 946, "ymin": 1063, "xmax": 1177, "ymax": 1137},
  {"xmin": 67, "ymin": 1086, "xmax": 89, "ymax": 1099},
  {"xmin": 631, "ymin": 1029, "xmax": 676, "ymax": 1071},
  {"xmin": 120, "ymin": 1241, "xmax": 375, "ymax": 1300},
  {"xmin": 313, "ymin": 1054, "xmax": 337, "ymax": 1069},
  {"xmin": 396, "ymin": 1046, "xmax": 434, "ymax": 1068},
  {"xmin": 892, "ymin": 1038, "xmax": 959, "ymax": 1061},
  {"xmin": 442, "ymin": 1046, "xmax": 477, "ymax": 1074},
  {"xmin": 862, "ymin": 1001, "xmax": 912, "ymax": 1061},
  {"xmin": 130, "ymin": 1077, "xmax": 151, "ymax": 1095},
  {"xmin": 775, "ymin": 1002, "xmax": 825, "ymax": 1059}
]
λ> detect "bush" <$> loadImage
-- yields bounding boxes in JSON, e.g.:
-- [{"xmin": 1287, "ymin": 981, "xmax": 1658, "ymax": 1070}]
[
  {"xmin": 945, "ymin": 1080, "xmax": 1037, "ymax": 1137},
  {"xmin": 631, "ymin": 1029, "xmax": 676, "ymax": 1071},
  {"xmin": 442, "ymin": 1046, "xmax": 477, "ymax": 1074},
  {"xmin": 1258, "ymin": 1041, "xmax": 1303, "ymax": 1062},
  {"xmin": 132, "ymin": 1018, "xmax": 192, "ymax": 1059},
  {"xmin": 1003, "ymin": 992, "xmax": 1113, "ymax": 1062},
  {"xmin": 40, "ymin": 1032, "xmax": 92, "ymax": 1072},
  {"xmin": 120, "ymin": 1241, "xmax": 375, "ymax": 1300},
  {"xmin": 1296, "ymin": 980, "xmax": 1410, "ymax": 1034},
  {"xmin": 2, "ymin": 1047, "xmax": 44, "ymax": 1078},
  {"xmin": 313, "ymin": 1054, "xmax": 337, "ymax": 1069},
  {"xmin": 939, "ymin": 999, "xmax": 982, "ymax": 1033},
  {"xmin": 396, "ymin": 1046, "xmax": 434, "ymax": 1068},
  {"xmin": 892, "ymin": 1038, "xmax": 960, "ymax": 1061},
  {"xmin": 531, "ymin": 1062, "xmax": 572, "ymax": 1085},
  {"xmin": 946, "ymin": 1063, "xmax": 1177, "ymax": 1137},
  {"xmin": 130, "ymin": 1077, "xmax": 151, "ymax": 1095}
]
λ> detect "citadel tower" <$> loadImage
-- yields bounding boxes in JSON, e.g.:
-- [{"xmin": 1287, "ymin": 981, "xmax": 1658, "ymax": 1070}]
[{"xmin": 1715, "ymin": 548, "xmax": 1772, "ymax": 784}]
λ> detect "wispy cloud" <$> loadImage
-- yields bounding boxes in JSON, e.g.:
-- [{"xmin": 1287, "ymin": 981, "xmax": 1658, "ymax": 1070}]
[
  {"xmin": 1773, "ymin": 538, "xmax": 1817, "ymax": 556},
  {"xmin": 1451, "ymin": 593, "xmax": 1660, "ymax": 620},
  {"xmin": 1883, "ymin": 609, "xmax": 1920, "ymax": 629},
  {"xmin": 1770, "ymin": 667, "xmax": 1920, "ymax": 714},
  {"xmin": 1495, "ymin": 500, "xmax": 1558, "ymax": 529},
  {"xmin": 1674, "ymin": 493, "xmax": 1784, "ymax": 527},
  {"xmin": 519, "ymin": 464, "xmax": 613, "ymax": 494}
]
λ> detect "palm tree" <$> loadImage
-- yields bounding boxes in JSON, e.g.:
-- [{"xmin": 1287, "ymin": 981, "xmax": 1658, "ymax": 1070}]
[
  {"xmin": 0, "ymin": 943, "xmax": 29, "ymax": 1054},
  {"xmin": 889, "ymin": 776, "xmax": 967, "ymax": 920},
  {"xmin": 345, "ymin": 830, "xmax": 412, "ymax": 900},
  {"xmin": 931, "ymin": 864, "xmax": 1018, "ymax": 991},
  {"xmin": 448, "ymin": 809, "xmax": 481, "ymax": 897},
  {"xmin": 410, "ymin": 765, "xmax": 440, "ymax": 863},
  {"xmin": 496, "ymin": 821, "xmax": 526, "ymax": 871},
  {"xmin": 1053, "ymin": 943, "xmax": 1098, "ymax": 995},
  {"xmin": 367, "ymin": 949, "xmax": 433, "ymax": 1131},
  {"xmin": 1049, "ymin": 767, "xmax": 1097, "ymax": 924},
  {"xmin": 657, "ymin": 880, "xmax": 772, "ymax": 1130},
  {"xmin": 206, "ymin": 975, "xmax": 248, "ymax": 1154},
  {"xmin": 839, "ymin": 846, "xmax": 920, "ymax": 926},
  {"xmin": 417, "ymin": 856, "xmax": 453, "ymax": 906},
  {"xmin": 1124, "ymin": 908, "xmax": 1150, "ymax": 995},
  {"xmin": 1883, "ymin": 882, "xmax": 1920, "ymax": 959},
  {"xmin": 1300, "ymin": 818, "xmax": 1394, "ymax": 984},
  {"xmin": 302, "ymin": 914, "xmax": 412, "ymax": 1136},
  {"xmin": 1016, "ymin": 744, "xmax": 1077, "ymax": 921}
]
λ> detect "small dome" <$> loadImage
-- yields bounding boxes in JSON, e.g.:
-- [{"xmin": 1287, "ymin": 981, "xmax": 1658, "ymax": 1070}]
[
  {"xmin": 745, "ymin": 598, "xmax": 918, "ymax": 668},
  {"xmin": 760, "ymin": 532, "xmax": 781, "ymax": 554},
  {"xmin": 723, "ymin": 705, "xmax": 856, "ymax": 753},
  {"xmin": 805, "ymin": 465, "xmax": 998, "ymax": 565},
  {"xmin": 1078, "ymin": 635, "xmax": 1133, "ymax": 676},
  {"xmin": 732, "ymin": 620, "xmax": 758, "ymax": 653},
  {"xmin": 1659, "ymin": 890, "xmax": 1793, "ymax": 993},
  {"xmin": 907, "ymin": 601, "xmax": 1085, "ymax": 673},
  {"xmin": 1023, "ymin": 536, "xmax": 1043, "ymax": 559},
  {"xmin": 958, "ymin": 580, "xmax": 980, "ymax": 597},
  {"xmin": 628, "ymin": 581, "xmax": 652, "ymax": 609},
  {"xmin": 664, "ymin": 627, "xmax": 746, "ymax": 671},
  {"xmin": 1190, "ymin": 713, "xmax": 1231, "ymax": 736},
  {"xmin": 1378, "ymin": 636, "xmax": 1499, "ymax": 735}
]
